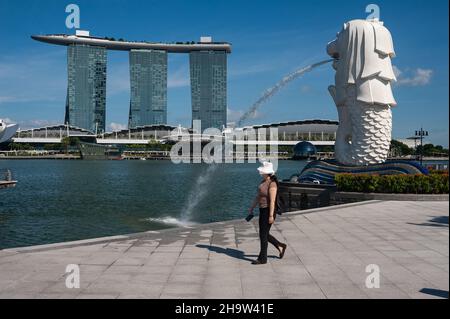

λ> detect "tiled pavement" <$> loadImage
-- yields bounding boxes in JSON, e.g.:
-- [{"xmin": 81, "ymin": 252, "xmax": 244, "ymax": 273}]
[{"xmin": 0, "ymin": 200, "xmax": 448, "ymax": 299}]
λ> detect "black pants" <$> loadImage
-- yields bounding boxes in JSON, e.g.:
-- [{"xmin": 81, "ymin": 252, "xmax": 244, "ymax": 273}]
[{"xmin": 258, "ymin": 207, "xmax": 282, "ymax": 263}]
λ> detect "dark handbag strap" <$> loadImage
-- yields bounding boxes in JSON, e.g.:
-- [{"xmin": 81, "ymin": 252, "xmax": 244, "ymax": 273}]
[{"xmin": 266, "ymin": 180, "xmax": 278, "ymax": 204}]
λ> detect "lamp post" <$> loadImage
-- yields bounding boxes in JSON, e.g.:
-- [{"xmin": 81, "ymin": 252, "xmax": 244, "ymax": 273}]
[{"xmin": 415, "ymin": 128, "xmax": 429, "ymax": 166}]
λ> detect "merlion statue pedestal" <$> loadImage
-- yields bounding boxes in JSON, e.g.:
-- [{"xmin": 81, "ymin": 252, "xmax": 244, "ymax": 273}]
[{"xmin": 297, "ymin": 19, "xmax": 427, "ymax": 184}]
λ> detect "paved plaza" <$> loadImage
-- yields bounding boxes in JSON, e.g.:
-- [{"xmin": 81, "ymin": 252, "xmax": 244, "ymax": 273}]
[{"xmin": 0, "ymin": 200, "xmax": 448, "ymax": 299}]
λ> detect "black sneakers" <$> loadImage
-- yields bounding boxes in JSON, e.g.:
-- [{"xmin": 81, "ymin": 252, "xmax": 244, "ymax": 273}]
[{"xmin": 279, "ymin": 243, "xmax": 287, "ymax": 259}]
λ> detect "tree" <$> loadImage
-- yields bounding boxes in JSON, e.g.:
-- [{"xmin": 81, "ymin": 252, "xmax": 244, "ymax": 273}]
[
  {"xmin": 416, "ymin": 144, "xmax": 449, "ymax": 157},
  {"xmin": 8, "ymin": 143, "xmax": 33, "ymax": 151},
  {"xmin": 44, "ymin": 144, "xmax": 61, "ymax": 151},
  {"xmin": 390, "ymin": 140, "xmax": 414, "ymax": 157},
  {"xmin": 61, "ymin": 137, "xmax": 70, "ymax": 154},
  {"xmin": 61, "ymin": 137, "xmax": 80, "ymax": 154},
  {"xmin": 318, "ymin": 145, "xmax": 334, "ymax": 153}
]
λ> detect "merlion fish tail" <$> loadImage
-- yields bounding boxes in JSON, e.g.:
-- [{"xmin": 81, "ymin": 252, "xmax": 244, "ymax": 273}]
[{"xmin": 347, "ymin": 104, "xmax": 392, "ymax": 166}]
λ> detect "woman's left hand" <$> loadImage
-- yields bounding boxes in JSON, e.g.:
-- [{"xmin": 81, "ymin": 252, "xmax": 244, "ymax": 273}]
[{"xmin": 269, "ymin": 215, "xmax": 275, "ymax": 225}]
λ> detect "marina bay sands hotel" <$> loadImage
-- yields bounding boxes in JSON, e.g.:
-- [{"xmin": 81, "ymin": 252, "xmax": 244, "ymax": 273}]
[{"xmin": 31, "ymin": 31, "xmax": 231, "ymax": 134}]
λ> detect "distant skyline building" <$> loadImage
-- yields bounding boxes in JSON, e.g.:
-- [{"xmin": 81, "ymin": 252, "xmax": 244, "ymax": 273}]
[
  {"xmin": 190, "ymin": 51, "xmax": 227, "ymax": 131},
  {"xmin": 31, "ymin": 32, "xmax": 231, "ymax": 132},
  {"xmin": 65, "ymin": 44, "xmax": 107, "ymax": 134},
  {"xmin": 129, "ymin": 50, "xmax": 168, "ymax": 128}
]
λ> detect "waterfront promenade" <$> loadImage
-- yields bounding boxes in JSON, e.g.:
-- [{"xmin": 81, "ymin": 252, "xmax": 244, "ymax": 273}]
[{"xmin": 0, "ymin": 200, "xmax": 448, "ymax": 299}]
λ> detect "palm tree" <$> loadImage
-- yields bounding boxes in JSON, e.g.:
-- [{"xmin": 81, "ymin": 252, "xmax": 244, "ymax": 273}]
[
  {"xmin": 61, "ymin": 137, "xmax": 70, "ymax": 154},
  {"xmin": 61, "ymin": 137, "xmax": 80, "ymax": 154}
]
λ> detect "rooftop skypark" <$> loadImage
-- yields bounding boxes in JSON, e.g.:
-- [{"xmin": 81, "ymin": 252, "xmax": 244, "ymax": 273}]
[{"xmin": 31, "ymin": 31, "xmax": 232, "ymax": 53}]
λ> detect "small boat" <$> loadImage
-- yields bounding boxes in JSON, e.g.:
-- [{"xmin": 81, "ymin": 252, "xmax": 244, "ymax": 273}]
[
  {"xmin": 0, "ymin": 170, "xmax": 17, "ymax": 189},
  {"xmin": 0, "ymin": 180, "xmax": 17, "ymax": 189},
  {"xmin": 140, "ymin": 157, "xmax": 147, "ymax": 161}
]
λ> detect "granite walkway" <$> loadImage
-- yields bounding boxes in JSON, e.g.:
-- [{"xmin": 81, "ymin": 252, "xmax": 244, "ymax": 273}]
[{"xmin": 0, "ymin": 200, "xmax": 448, "ymax": 299}]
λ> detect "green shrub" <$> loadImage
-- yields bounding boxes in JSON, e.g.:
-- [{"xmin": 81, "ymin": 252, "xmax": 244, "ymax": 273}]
[
  {"xmin": 335, "ymin": 173, "xmax": 449, "ymax": 194},
  {"xmin": 429, "ymin": 169, "xmax": 449, "ymax": 175}
]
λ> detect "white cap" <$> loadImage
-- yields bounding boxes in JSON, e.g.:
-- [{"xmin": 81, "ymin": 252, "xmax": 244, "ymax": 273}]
[{"xmin": 257, "ymin": 161, "xmax": 275, "ymax": 175}]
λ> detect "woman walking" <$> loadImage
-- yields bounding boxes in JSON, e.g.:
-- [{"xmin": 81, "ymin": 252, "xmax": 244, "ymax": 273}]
[{"xmin": 248, "ymin": 162, "xmax": 287, "ymax": 265}]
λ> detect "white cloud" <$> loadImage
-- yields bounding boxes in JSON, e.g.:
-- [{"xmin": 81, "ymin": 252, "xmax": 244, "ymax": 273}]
[
  {"xmin": 0, "ymin": 117, "xmax": 14, "ymax": 124},
  {"xmin": 227, "ymin": 108, "xmax": 263, "ymax": 123},
  {"xmin": 17, "ymin": 119, "xmax": 62, "ymax": 129},
  {"xmin": 1, "ymin": 119, "xmax": 62, "ymax": 130},
  {"xmin": 393, "ymin": 66, "xmax": 433, "ymax": 87},
  {"xmin": 25, "ymin": 119, "xmax": 61, "ymax": 127},
  {"xmin": 108, "ymin": 122, "xmax": 127, "ymax": 132}
]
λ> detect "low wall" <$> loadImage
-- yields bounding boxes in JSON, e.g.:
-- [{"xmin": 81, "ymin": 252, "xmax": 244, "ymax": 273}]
[
  {"xmin": 279, "ymin": 182, "xmax": 449, "ymax": 211},
  {"xmin": 278, "ymin": 182, "xmax": 337, "ymax": 211},
  {"xmin": 0, "ymin": 155, "xmax": 80, "ymax": 160}
]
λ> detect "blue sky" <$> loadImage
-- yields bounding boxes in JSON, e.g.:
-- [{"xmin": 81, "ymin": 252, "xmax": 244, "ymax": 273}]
[{"xmin": 0, "ymin": 0, "xmax": 448, "ymax": 146}]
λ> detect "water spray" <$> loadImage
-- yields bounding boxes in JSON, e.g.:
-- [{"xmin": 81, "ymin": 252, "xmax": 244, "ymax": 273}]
[
  {"xmin": 237, "ymin": 59, "xmax": 333, "ymax": 127},
  {"xmin": 180, "ymin": 164, "xmax": 219, "ymax": 222}
]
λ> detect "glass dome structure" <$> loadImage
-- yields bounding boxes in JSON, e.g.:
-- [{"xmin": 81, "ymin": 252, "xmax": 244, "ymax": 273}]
[{"xmin": 293, "ymin": 141, "xmax": 317, "ymax": 160}]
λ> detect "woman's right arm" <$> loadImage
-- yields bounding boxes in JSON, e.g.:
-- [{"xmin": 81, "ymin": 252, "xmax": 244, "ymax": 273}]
[{"xmin": 249, "ymin": 194, "xmax": 258, "ymax": 214}]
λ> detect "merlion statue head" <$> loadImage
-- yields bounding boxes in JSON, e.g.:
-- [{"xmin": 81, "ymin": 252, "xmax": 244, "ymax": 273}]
[
  {"xmin": 327, "ymin": 19, "xmax": 397, "ymax": 166},
  {"xmin": 327, "ymin": 19, "xmax": 397, "ymax": 107}
]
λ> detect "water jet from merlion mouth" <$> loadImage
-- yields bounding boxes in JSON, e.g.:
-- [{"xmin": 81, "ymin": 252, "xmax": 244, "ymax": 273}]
[
  {"xmin": 180, "ymin": 59, "xmax": 333, "ymax": 222},
  {"xmin": 236, "ymin": 59, "xmax": 333, "ymax": 127}
]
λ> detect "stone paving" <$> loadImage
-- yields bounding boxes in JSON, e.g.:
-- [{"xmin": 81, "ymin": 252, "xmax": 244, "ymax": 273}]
[{"xmin": 0, "ymin": 200, "xmax": 448, "ymax": 299}]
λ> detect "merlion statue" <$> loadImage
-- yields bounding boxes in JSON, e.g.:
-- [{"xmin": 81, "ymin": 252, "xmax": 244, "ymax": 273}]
[
  {"xmin": 327, "ymin": 19, "xmax": 397, "ymax": 166},
  {"xmin": 296, "ymin": 19, "xmax": 426, "ymax": 184}
]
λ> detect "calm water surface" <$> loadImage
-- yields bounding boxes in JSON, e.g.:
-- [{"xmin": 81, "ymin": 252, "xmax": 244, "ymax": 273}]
[{"xmin": 0, "ymin": 160, "xmax": 305, "ymax": 249}]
